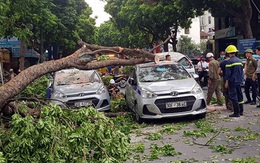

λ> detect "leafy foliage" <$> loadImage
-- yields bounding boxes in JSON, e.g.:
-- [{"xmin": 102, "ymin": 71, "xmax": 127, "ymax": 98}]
[
  {"xmin": 149, "ymin": 143, "xmax": 180, "ymax": 160},
  {"xmin": 105, "ymin": 0, "xmax": 204, "ymax": 50},
  {"xmin": 110, "ymin": 96, "xmax": 127, "ymax": 112},
  {"xmin": 101, "ymin": 75, "xmax": 113, "ymax": 86},
  {"xmin": 177, "ymin": 35, "xmax": 201, "ymax": 55},
  {"xmin": 211, "ymin": 144, "xmax": 234, "ymax": 154},
  {"xmin": 0, "ymin": 104, "xmax": 130, "ymax": 162},
  {"xmin": 0, "ymin": 0, "xmax": 96, "ymax": 56},
  {"xmin": 20, "ymin": 76, "xmax": 48, "ymax": 98}
]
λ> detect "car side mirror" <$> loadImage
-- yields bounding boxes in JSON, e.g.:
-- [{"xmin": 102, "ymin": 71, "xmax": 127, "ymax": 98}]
[{"xmin": 129, "ymin": 78, "xmax": 137, "ymax": 85}]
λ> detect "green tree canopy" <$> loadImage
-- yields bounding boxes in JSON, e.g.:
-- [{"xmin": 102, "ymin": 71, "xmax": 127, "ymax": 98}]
[
  {"xmin": 105, "ymin": 0, "xmax": 204, "ymax": 51},
  {"xmin": 177, "ymin": 35, "xmax": 200, "ymax": 55},
  {"xmin": 95, "ymin": 20, "xmax": 150, "ymax": 48},
  {"xmin": 0, "ymin": 0, "xmax": 96, "ymax": 56}
]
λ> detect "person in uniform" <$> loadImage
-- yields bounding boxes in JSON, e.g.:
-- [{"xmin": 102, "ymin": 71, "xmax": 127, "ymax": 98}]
[
  {"xmin": 244, "ymin": 49, "xmax": 257, "ymax": 105},
  {"xmin": 225, "ymin": 45, "xmax": 244, "ymax": 117},
  {"xmin": 206, "ymin": 52, "xmax": 222, "ymax": 106},
  {"xmin": 218, "ymin": 52, "xmax": 233, "ymax": 110},
  {"xmin": 255, "ymin": 46, "xmax": 260, "ymax": 108}
]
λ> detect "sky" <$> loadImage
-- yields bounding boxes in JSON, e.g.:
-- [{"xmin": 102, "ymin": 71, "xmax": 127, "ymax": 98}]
[{"xmin": 85, "ymin": 0, "xmax": 111, "ymax": 26}]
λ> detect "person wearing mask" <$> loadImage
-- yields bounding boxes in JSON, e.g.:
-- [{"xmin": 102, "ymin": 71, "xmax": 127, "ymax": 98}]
[
  {"xmin": 244, "ymin": 49, "xmax": 257, "ymax": 105},
  {"xmin": 255, "ymin": 46, "xmax": 260, "ymax": 107},
  {"xmin": 196, "ymin": 57, "xmax": 209, "ymax": 87},
  {"xmin": 217, "ymin": 51, "xmax": 226, "ymax": 62},
  {"xmin": 225, "ymin": 45, "xmax": 244, "ymax": 117},
  {"xmin": 206, "ymin": 52, "xmax": 222, "ymax": 106},
  {"xmin": 218, "ymin": 53, "xmax": 233, "ymax": 110}
]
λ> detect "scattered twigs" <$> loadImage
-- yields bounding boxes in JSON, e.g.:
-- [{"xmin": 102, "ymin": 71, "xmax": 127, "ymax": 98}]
[{"xmin": 192, "ymin": 125, "xmax": 224, "ymax": 146}]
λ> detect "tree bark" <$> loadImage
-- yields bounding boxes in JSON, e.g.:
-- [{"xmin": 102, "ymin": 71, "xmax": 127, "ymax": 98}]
[
  {"xmin": 19, "ymin": 40, "xmax": 25, "ymax": 71},
  {"xmin": 0, "ymin": 42, "xmax": 156, "ymax": 109},
  {"xmin": 241, "ymin": 0, "xmax": 253, "ymax": 38}
]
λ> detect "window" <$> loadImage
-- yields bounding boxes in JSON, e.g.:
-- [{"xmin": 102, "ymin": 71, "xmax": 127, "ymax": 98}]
[
  {"xmin": 208, "ymin": 16, "xmax": 211, "ymax": 24},
  {"xmin": 184, "ymin": 28, "xmax": 190, "ymax": 34}
]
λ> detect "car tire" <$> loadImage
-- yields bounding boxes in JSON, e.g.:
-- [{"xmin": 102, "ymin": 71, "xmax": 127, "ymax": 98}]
[
  {"xmin": 134, "ymin": 103, "xmax": 143, "ymax": 124},
  {"xmin": 196, "ymin": 113, "xmax": 206, "ymax": 119},
  {"xmin": 119, "ymin": 79, "xmax": 127, "ymax": 88}
]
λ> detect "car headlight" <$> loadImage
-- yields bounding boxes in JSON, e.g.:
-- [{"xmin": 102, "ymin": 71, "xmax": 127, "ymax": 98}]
[
  {"xmin": 53, "ymin": 91, "xmax": 66, "ymax": 98},
  {"xmin": 97, "ymin": 86, "xmax": 106, "ymax": 94},
  {"xmin": 191, "ymin": 84, "xmax": 203, "ymax": 94},
  {"xmin": 141, "ymin": 88, "xmax": 157, "ymax": 98}
]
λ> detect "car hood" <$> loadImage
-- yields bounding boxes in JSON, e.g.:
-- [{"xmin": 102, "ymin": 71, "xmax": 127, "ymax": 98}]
[
  {"xmin": 54, "ymin": 82, "xmax": 102, "ymax": 94},
  {"xmin": 139, "ymin": 78, "xmax": 196, "ymax": 93}
]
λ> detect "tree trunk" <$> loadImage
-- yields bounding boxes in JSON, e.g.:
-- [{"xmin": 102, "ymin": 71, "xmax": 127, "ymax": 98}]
[
  {"xmin": 19, "ymin": 40, "xmax": 25, "ymax": 71},
  {"xmin": 0, "ymin": 42, "xmax": 156, "ymax": 109},
  {"xmin": 243, "ymin": 19, "xmax": 253, "ymax": 38},
  {"xmin": 240, "ymin": 0, "xmax": 253, "ymax": 38}
]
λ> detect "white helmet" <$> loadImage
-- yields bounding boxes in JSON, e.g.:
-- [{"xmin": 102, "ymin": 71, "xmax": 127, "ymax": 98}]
[
  {"xmin": 109, "ymin": 79, "xmax": 115, "ymax": 84},
  {"xmin": 206, "ymin": 52, "xmax": 214, "ymax": 58}
]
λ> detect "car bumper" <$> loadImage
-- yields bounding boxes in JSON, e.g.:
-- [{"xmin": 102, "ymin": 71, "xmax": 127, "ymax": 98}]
[
  {"xmin": 51, "ymin": 93, "xmax": 110, "ymax": 111},
  {"xmin": 136, "ymin": 92, "xmax": 206, "ymax": 119}
]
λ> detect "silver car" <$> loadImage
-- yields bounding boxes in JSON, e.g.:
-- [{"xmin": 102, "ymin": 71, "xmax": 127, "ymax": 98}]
[
  {"xmin": 125, "ymin": 61, "xmax": 206, "ymax": 123},
  {"xmin": 49, "ymin": 69, "xmax": 110, "ymax": 111}
]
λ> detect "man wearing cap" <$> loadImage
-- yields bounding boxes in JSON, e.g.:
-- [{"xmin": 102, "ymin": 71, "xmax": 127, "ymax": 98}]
[
  {"xmin": 244, "ymin": 48, "xmax": 257, "ymax": 105},
  {"xmin": 206, "ymin": 52, "xmax": 222, "ymax": 106},
  {"xmin": 225, "ymin": 45, "xmax": 244, "ymax": 117},
  {"xmin": 255, "ymin": 46, "xmax": 260, "ymax": 107}
]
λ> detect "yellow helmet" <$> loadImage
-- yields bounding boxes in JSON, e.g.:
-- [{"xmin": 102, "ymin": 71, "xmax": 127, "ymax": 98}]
[{"xmin": 225, "ymin": 45, "xmax": 238, "ymax": 54}]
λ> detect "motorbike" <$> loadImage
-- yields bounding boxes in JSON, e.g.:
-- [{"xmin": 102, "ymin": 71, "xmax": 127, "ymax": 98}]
[
  {"xmin": 198, "ymin": 68, "xmax": 209, "ymax": 88},
  {"xmin": 113, "ymin": 74, "xmax": 128, "ymax": 88}
]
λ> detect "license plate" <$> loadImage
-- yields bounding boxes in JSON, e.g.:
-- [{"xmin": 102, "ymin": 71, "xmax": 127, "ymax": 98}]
[
  {"xmin": 74, "ymin": 101, "xmax": 92, "ymax": 107},
  {"xmin": 166, "ymin": 101, "xmax": 187, "ymax": 109}
]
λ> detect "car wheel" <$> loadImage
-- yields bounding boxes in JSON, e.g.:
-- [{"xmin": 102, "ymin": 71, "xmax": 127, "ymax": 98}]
[
  {"xmin": 196, "ymin": 113, "xmax": 206, "ymax": 119},
  {"xmin": 134, "ymin": 103, "xmax": 143, "ymax": 124},
  {"xmin": 119, "ymin": 79, "xmax": 127, "ymax": 88}
]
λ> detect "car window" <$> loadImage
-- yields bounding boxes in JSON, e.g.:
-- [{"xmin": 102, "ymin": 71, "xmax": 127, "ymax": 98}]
[
  {"xmin": 138, "ymin": 64, "xmax": 190, "ymax": 82},
  {"xmin": 178, "ymin": 57, "xmax": 192, "ymax": 68},
  {"xmin": 54, "ymin": 70, "xmax": 101, "ymax": 85}
]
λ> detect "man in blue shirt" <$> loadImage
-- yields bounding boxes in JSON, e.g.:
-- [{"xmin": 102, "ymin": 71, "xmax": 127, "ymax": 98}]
[
  {"xmin": 225, "ymin": 45, "xmax": 244, "ymax": 117},
  {"xmin": 218, "ymin": 52, "xmax": 233, "ymax": 111}
]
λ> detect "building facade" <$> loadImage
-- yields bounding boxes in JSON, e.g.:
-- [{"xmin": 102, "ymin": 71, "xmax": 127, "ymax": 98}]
[{"xmin": 213, "ymin": 1, "xmax": 260, "ymax": 58}]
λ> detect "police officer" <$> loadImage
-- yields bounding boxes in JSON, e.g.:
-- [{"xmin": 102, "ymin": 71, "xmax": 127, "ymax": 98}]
[
  {"xmin": 225, "ymin": 45, "xmax": 244, "ymax": 117},
  {"xmin": 206, "ymin": 52, "xmax": 222, "ymax": 106}
]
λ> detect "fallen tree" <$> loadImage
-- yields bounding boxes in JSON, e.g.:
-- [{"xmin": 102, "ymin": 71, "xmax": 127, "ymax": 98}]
[{"xmin": 0, "ymin": 40, "xmax": 158, "ymax": 110}]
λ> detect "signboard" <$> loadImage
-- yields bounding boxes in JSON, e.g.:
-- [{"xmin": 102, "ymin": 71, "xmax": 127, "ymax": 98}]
[
  {"xmin": 0, "ymin": 37, "xmax": 39, "ymax": 58},
  {"xmin": 238, "ymin": 38, "xmax": 256, "ymax": 54},
  {"xmin": 215, "ymin": 27, "xmax": 235, "ymax": 39}
]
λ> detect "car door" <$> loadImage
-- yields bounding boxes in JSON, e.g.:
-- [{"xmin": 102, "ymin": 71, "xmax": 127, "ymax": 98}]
[
  {"xmin": 178, "ymin": 57, "xmax": 195, "ymax": 74},
  {"xmin": 125, "ymin": 69, "xmax": 138, "ymax": 110}
]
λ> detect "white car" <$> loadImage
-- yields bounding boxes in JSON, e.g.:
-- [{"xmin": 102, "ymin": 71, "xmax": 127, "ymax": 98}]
[
  {"xmin": 49, "ymin": 69, "xmax": 110, "ymax": 111},
  {"xmin": 125, "ymin": 61, "xmax": 206, "ymax": 123},
  {"xmin": 156, "ymin": 52, "xmax": 196, "ymax": 75}
]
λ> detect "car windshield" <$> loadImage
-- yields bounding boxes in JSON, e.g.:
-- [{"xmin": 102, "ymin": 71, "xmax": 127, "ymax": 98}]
[
  {"xmin": 54, "ymin": 69, "xmax": 101, "ymax": 85},
  {"xmin": 138, "ymin": 64, "xmax": 190, "ymax": 82},
  {"xmin": 178, "ymin": 57, "xmax": 193, "ymax": 68}
]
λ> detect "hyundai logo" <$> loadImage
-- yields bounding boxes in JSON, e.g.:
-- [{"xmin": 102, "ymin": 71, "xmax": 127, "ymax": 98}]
[
  {"xmin": 171, "ymin": 91, "xmax": 179, "ymax": 96},
  {"xmin": 79, "ymin": 93, "xmax": 84, "ymax": 97}
]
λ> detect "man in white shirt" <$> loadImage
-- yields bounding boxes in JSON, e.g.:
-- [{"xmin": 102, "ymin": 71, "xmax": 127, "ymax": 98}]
[{"xmin": 197, "ymin": 57, "xmax": 209, "ymax": 87}]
